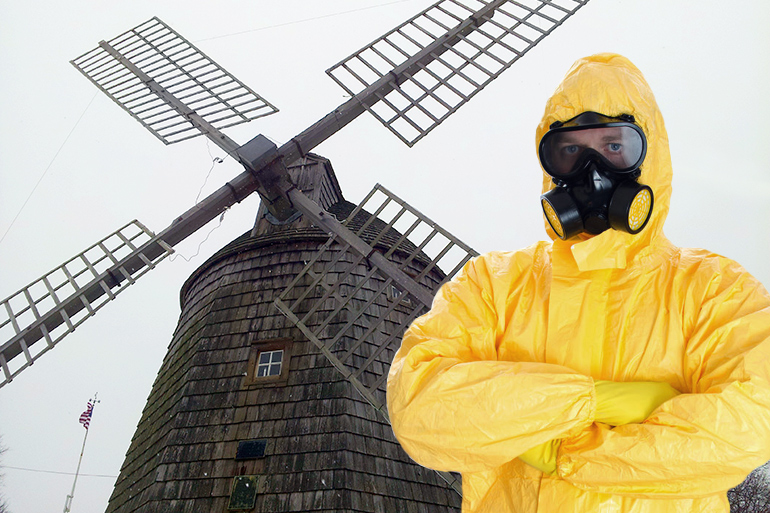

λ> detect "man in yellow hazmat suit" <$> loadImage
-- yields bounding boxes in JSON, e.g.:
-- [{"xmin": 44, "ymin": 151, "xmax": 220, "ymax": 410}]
[{"xmin": 386, "ymin": 53, "xmax": 770, "ymax": 512}]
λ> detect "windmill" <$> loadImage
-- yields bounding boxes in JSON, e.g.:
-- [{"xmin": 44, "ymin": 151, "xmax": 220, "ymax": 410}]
[{"xmin": 0, "ymin": 1, "xmax": 593, "ymax": 510}]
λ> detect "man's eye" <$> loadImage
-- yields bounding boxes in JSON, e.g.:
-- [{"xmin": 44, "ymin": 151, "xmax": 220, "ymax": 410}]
[
  {"xmin": 563, "ymin": 145, "xmax": 579, "ymax": 154},
  {"xmin": 608, "ymin": 143, "xmax": 622, "ymax": 152}
]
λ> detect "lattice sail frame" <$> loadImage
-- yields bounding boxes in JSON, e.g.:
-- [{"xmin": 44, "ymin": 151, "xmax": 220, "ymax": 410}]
[
  {"xmin": 0, "ymin": 221, "xmax": 173, "ymax": 387},
  {"xmin": 71, "ymin": 17, "xmax": 278, "ymax": 145},
  {"xmin": 327, "ymin": 0, "xmax": 589, "ymax": 146},
  {"xmin": 275, "ymin": 184, "xmax": 479, "ymax": 415}
]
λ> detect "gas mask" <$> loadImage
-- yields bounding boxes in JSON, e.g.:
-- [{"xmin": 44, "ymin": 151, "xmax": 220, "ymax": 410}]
[{"xmin": 539, "ymin": 112, "xmax": 653, "ymax": 240}]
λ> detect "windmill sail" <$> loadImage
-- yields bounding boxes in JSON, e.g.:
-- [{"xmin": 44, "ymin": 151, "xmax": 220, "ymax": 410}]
[
  {"xmin": 70, "ymin": 17, "xmax": 278, "ymax": 148},
  {"xmin": 275, "ymin": 184, "xmax": 478, "ymax": 416},
  {"xmin": 274, "ymin": 184, "xmax": 478, "ymax": 494},
  {"xmin": 0, "ymin": 221, "xmax": 172, "ymax": 388},
  {"xmin": 327, "ymin": 0, "xmax": 589, "ymax": 146}
]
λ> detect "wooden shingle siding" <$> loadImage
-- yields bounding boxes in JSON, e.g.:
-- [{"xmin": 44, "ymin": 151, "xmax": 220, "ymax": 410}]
[{"xmin": 105, "ymin": 155, "xmax": 461, "ymax": 512}]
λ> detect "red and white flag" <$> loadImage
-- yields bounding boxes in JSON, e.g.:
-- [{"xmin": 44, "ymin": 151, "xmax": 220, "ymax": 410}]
[{"xmin": 79, "ymin": 400, "xmax": 94, "ymax": 430}]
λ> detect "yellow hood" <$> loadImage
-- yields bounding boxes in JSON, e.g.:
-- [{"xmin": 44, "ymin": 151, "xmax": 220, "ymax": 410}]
[{"xmin": 537, "ymin": 53, "xmax": 673, "ymax": 271}]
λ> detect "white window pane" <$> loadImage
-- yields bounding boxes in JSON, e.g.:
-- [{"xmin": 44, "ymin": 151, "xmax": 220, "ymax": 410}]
[{"xmin": 256, "ymin": 349, "xmax": 284, "ymax": 379}]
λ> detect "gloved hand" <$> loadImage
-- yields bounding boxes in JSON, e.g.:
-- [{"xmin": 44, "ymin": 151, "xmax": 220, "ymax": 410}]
[
  {"xmin": 594, "ymin": 380, "xmax": 680, "ymax": 426},
  {"xmin": 518, "ymin": 439, "xmax": 561, "ymax": 475}
]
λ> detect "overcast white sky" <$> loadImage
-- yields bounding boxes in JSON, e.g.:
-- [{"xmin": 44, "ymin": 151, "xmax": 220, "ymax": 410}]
[{"xmin": 0, "ymin": 0, "xmax": 768, "ymax": 511}]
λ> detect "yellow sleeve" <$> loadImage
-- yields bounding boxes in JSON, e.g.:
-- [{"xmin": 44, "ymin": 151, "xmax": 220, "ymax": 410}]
[
  {"xmin": 558, "ymin": 259, "xmax": 770, "ymax": 497},
  {"xmin": 387, "ymin": 254, "xmax": 595, "ymax": 473}
]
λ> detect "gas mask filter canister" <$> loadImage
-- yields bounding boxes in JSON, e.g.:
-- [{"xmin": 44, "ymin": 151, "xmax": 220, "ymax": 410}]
[{"xmin": 539, "ymin": 112, "xmax": 653, "ymax": 240}]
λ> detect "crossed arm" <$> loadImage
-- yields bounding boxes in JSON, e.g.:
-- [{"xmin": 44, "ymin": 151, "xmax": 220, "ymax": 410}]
[{"xmin": 386, "ymin": 256, "xmax": 770, "ymax": 498}]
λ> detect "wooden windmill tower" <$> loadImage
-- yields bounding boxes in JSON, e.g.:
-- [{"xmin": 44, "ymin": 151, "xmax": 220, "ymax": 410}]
[
  {"xmin": 0, "ymin": 1, "xmax": 593, "ymax": 510},
  {"xmin": 103, "ymin": 152, "xmax": 474, "ymax": 511}
]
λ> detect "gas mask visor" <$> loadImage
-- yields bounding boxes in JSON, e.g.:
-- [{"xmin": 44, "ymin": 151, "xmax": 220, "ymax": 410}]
[
  {"xmin": 539, "ymin": 112, "xmax": 646, "ymax": 180},
  {"xmin": 539, "ymin": 112, "xmax": 653, "ymax": 240}
]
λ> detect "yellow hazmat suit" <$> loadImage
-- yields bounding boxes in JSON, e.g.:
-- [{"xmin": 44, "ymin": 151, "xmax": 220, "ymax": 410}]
[{"xmin": 387, "ymin": 54, "xmax": 770, "ymax": 512}]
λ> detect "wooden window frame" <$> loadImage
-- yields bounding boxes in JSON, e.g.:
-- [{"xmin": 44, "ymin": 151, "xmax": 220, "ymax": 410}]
[{"xmin": 246, "ymin": 338, "xmax": 292, "ymax": 386}]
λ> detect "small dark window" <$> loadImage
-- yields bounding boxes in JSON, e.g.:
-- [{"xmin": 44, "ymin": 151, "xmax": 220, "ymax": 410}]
[{"xmin": 236, "ymin": 439, "xmax": 267, "ymax": 460}]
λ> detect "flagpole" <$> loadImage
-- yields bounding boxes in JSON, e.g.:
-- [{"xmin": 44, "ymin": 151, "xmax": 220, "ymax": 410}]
[
  {"xmin": 63, "ymin": 393, "xmax": 98, "ymax": 513},
  {"xmin": 63, "ymin": 427, "xmax": 89, "ymax": 513}
]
